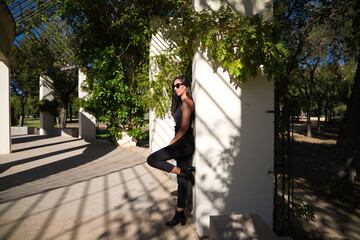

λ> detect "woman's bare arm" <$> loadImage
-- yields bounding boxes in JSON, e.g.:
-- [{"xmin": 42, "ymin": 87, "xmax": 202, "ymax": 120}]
[{"xmin": 169, "ymin": 99, "xmax": 194, "ymax": 145}]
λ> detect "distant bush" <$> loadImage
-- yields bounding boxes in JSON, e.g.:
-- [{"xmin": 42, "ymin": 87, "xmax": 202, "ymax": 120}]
[{"xmin": 334, "ymin": 104, "xmax": 347, "ymax": 118}]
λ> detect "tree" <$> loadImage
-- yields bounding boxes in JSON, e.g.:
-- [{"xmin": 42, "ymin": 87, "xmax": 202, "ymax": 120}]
[
  {"xmin": 10, "ymin": 37, "xmax": 41, "ymax": 126},
  {"xmin": 313, "ymin": 63, "xmax": 341, "ymax": 130},
  {"xmin": 48, "ymin": 68, "xmax": 78, "ymax": 128},
  {"xmin": 274, "ymin": 0, "xmax": 360, "ymax": 195},
  {"xmin": 54, "ymin": 0, "xmax": 184, "ymax": 142},
  {"xmin": 318, "ymin": 0, "xmax": 360, "ymax": 194},
  {"xmin": 34, "ymin": 19, "xmax": 78, "ymax": 128}
]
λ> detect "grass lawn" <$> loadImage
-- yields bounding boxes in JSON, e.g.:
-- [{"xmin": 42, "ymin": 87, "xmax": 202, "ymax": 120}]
[{"xmin": 23, "ymin": 118, "xmax": 40, "ymax": 128}]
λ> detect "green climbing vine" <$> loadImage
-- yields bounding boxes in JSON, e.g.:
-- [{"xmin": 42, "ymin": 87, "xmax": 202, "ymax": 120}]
[
  {"xmin": 50, "ymin": 0, "xmax": 289, "ymax": 142},
  {"xmin": 148, "ymin": 3, "xmax": 288, "ymax": 117}
]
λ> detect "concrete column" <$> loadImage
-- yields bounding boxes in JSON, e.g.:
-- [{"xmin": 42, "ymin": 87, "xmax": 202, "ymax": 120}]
[
  {"xmin": 193, "ymin": 53, "xmax": 274, "ymax": 236},
  {"xmin": 149, "ymin": 17, "xmax": 179, "ymax": 153},
  {"xmin": 192, "ymin": 0, "xmax": 273, "ymax": 237},
  {"xmin": 0, "ymin": 60, "xmax": 11, "ymax": 154},
  {"xmin": 78, "ymin": 69, "xmax": 96, "ymax": 140},
  {"xmin": 39, "ymin": 75, "xmax": 54, "ymax": 135},
  {"xmin": 1, "ymin": 0, "xmax": 16, "ymax": 154}
]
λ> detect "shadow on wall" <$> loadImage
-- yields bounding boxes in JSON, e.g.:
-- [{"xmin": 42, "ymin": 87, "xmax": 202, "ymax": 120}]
[
  {"xmin": 223, "ymin": 77, "xmax": 273, "ymax": 218},
  {"xmin": 196, "ymin": 0, "xmax": 270, "ymax": 16},
  {"xmin": 193, "ymin": 50, "xmax": 273, "ymax": 235},
  {"xmin": 193, "ymin": 65, "xmax": 241, "ymax": 235}
]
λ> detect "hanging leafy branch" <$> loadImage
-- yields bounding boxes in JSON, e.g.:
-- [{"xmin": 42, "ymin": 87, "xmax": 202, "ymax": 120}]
[
  {"xmin": 53, "ymin": 0, "xmax": 187, "ymax": 143},
  {"xmin": 148, "ymin": 3, "xmax": 288, "ymax": 117}
]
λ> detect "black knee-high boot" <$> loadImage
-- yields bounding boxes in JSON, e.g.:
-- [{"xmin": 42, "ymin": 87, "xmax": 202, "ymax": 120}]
[{"xmin": 166, "ymin": 210, "xmax": 186, "ymax": 226}]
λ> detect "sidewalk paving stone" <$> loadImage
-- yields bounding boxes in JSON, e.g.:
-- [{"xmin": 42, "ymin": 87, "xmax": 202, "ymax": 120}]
[{"xmin": 0, "ymin": 135, "xmax": 200, "ymax": 240}]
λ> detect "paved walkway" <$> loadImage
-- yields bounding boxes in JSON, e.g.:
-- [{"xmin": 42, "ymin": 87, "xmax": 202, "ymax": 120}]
[{"xmin": 0, "ymin": 135, "xmax": 200, "ymax": 240}]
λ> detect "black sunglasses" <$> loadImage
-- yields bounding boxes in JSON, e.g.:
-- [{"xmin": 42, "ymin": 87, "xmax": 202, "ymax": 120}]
[{"xmin": 173, "ymin": 83, "xmax": 184, "ymax": 89}]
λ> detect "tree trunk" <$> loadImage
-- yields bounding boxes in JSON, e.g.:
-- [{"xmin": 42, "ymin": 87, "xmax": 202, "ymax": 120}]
[
  {"xmin": 18, "ymin": 94, "xmax": 27, "ymax": 127},
  {"xmin": 306, "ymin": 101, "xmax": 311, "ymax": 138},
  {"xmin": 324, "ymin": 101, "xmax": 329, "ymax": 129},
  {"xmin": 304, "ymin": 66, "xmax": 316, "ymax": 138},
  {"xmin": 333, "ymin": 53, "xmax": 360, "ymax": 190},
  {"xmin": 69, "ymin": 103, "xmax": 73, "ymax": 122},
  {"xmin": 19, "ymin": 115, "xmax": 24, "ymax": 127},
  {"xmin": 60, "ymin": 105, "xmax": 68, "ymax": 128},
  {"xmin": 317, "ymin": 98, "xmax": 322, "ymax": 133}
]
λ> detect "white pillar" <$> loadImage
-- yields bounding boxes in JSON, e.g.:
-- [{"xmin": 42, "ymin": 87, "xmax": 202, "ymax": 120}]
[
  {"xmin": 149, "ymin": 16, "xmax": 179, "ymax": 153},
  {"xmin": 39, "ymin": 75, "xmax": 54, "ymax": 135},
  {"xmin": 78, "ymin": 69, "xmax": 96, "ymax": 140},
  {"xmin": 193, "ymin": 53, "xmax": 274, "ymax": 236},
  {"xmin": 192, "ymin": 0, "xmax": 273, "ymax": 237},
  {"xmin": 0, "ymin": 60, "xmax": 11, "ymax": 154}
]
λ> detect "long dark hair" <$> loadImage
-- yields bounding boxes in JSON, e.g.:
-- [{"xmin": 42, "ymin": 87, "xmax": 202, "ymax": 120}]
[{"xmin": 171, "ymin": 75, "xmax": 193, "ymax": 117}]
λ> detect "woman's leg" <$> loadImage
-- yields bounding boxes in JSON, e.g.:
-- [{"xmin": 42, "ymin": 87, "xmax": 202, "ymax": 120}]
[
  {"xmin": 147, "ymin": 145, "xmax": 176, "ymax": 173},
  {"xmin": 176, "ymin": 156, "xmax": 192, "ymax": 209},
  {"xmin": 147, "ymin": 139, "xmax": 193, "ymax": 173},
  {"xmin": 165, "ymin": 156, "xmax": 192, "ymax": 227}
]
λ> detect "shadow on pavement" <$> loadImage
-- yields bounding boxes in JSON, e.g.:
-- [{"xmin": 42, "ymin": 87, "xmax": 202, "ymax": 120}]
[{"xmin": 0, "ymin": 135, "xmax": 118, "ymax": 202}]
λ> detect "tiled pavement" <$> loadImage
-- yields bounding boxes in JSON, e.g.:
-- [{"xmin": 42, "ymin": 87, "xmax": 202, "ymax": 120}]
[{"xmin": 0, "ymin": 135, "xmax": 199, "ymax": 240}]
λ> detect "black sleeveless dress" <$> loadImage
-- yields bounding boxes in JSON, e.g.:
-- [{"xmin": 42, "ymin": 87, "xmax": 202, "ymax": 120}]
[
  {"xmin": 174, "ymin": 100, "xmax": 195, "ymax": 137},
  {"xmin": 147, "ymin": 99, "xmax": 195, "ymax": 172}
]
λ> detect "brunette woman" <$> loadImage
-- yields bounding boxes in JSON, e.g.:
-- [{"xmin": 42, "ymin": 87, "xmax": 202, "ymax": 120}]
[{"xmin": 147, "ymin": 75, "xmax": 195, "ymax": 226}]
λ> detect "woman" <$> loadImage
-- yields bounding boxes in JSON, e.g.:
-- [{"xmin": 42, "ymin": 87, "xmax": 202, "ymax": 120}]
[{"xmin": 147, "ymin": 75, "xmax": 195, "ymax": 226}]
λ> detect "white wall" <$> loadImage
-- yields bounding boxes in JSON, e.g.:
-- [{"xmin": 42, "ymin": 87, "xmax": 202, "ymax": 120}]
[
  {"xmin": 193, "ymin": 0, "xmax": 271, "ymax": 16},
  {"xmin": 78, "ymin": 69, "xmax": 96, "ymax": 140},
  {"xmin": 39, "ymin": 75, "xmax": 54, "ymax": 135},
  {"xmin": 192, "ymin": 0, "xmax": 273, "ymax": 237}
]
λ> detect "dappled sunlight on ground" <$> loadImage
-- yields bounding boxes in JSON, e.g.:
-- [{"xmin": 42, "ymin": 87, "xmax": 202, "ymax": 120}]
[
  {"xmin": 293, "ymin": 132, "xmax": 336, "ymax": 145},
  {"xmin": 291, "ymin": 122, "xmax": 360, "ymax": 240},
  {"xmin": 294, "ymin": 178, "xmax": 360, "ymax": 240},
  {"xmin": 0, "ymin": 135, "xmax": 199, "ymax": 240}
]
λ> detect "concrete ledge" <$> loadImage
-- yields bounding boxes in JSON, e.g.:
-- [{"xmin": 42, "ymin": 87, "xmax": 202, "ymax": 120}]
[
  {"xmin": 52, "ymin": 128, "xmax": 79, "ymax": 137},
  {"xmin": 11, "ymin": 127, "xmax": 38, "ymax": 136},
  {"xmin": 210, "ymin": 214, "xmax": 279, "ymax": 240}
]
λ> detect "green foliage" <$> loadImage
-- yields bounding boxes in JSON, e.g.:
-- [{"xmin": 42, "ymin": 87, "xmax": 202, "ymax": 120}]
[
  {"xmin": 148, "ymin": 52, "xmax": 187, "ymax": 118},
  {"xmin": 274, "ymin": 194, "xmax": 315, "ymax": 228},
  {"xmin": 11, "ymin": 17, "xmax": 78, "ymax": 128},
  {"xmin": 10, "ymin": 96, "xmax": 21, "ymax": 126},
  {"xmin": 55, "ymin": 0, "xmax": 180, "ymax": 142},
  {"xmin": 334, "ymin": 105, "xmax": 347, "ymax": 118},
  {"xmin": 149, "ymin": 3, "xmax": 288, "ymax": 117},
  {"xmin": 292, "ymin": 196, "xmax": 316, "ymax": 221},
  {"xmin": 78, "ymin": 46, "xmax": 146, "ymax": 143},
  {"xmin": 10, "ymin": 36, "xmax": 43, "ymax": 125},
  {"xmin": 53, "ymin": 0, "xmax": 355, "ymax": 143},
  {"xmin": 189, "ymin": 6, "xmax": 287, "ymax": 86},
  {"xmin": 270, "ymin": 0, "xmax": 358, "ymax": 133},
  {"xmin": 37, "ymin": 99, "xmax": 58, "ymax": 117}
]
